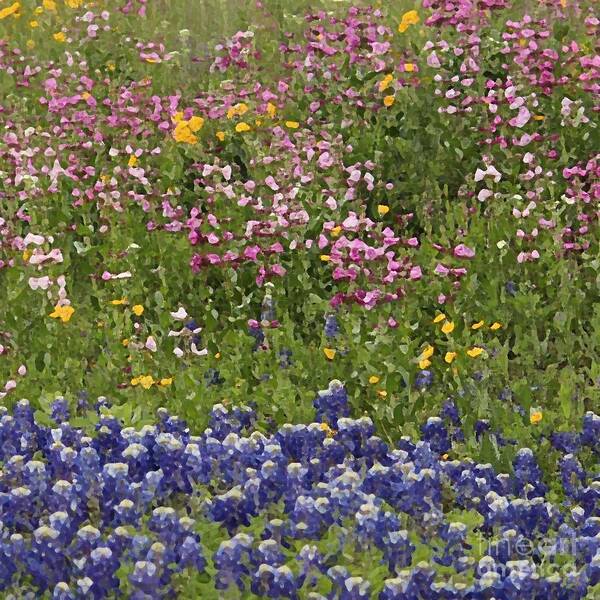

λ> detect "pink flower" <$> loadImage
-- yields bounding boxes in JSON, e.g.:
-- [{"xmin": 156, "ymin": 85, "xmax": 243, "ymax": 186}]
[
  {"xmin": 409, "ymin": 266, "xmax": 422, "ymax": 280},
  {"xmin": 453, "ymin": 244, "xmax": 475, "ymax": 259},
  {"xmin": 427, "ymin": 51, "xmax": 441, "ymax": 68}
]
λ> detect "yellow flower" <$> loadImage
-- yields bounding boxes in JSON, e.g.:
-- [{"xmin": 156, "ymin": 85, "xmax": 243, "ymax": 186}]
[
  {"xmin": 471, "ymin": 320, "xmax": 484, "ymax": 330},
  {"xmin": 0, "ymin": 2, "xmax": 20, "ymax": 20},
  {"xmin": 173, "ymin": 121, "xmax": 198, "ymax": 144},
  {"xmin": 128, "ymin": 155, "xmax": 138, "ymax": 168},
  {"xmin": 132, "ymin": 304, "xmax": 144, "ymax": 316},
  {"xmin": 188, "ymin": 116, "xmax": 204, "ymax": 132},
  {"xmin": 320, "ymin": 255, "xmax": 331, "ymax": 262},
  {"xmin": 441, "ymin": 320, "xmax": 455, "ymax": 334},
  {"xmin": 418, "ymin": 359, "xmax": 431, "ymax": 369},
  {"xmin": 420, "ymin": 344, "xmax": 434, "ymax": 360},
  {"xmin": 27, "ymin": 39, "xmax": 35, "ymax": 49},
  {"xmin": 43, "ymin": 0, "xmax": 56, "ymax": 10},
  {"xmin": 533, "ymin": 114, "xmax": 545, "ymax": 121},
  {"xmin": 530, "ymin": 410, "xmax": 543, "ymax": 425},
  {"xmin": 377, "ymin": 390, "xmax": 387, "ymax": 398},
  {"xmin": 22, "ymin": 249, "xmax": 31, "ymax": 262},
  {"xmin": 330, "ymin": 226, "xmax": 342, "ymax": 237},
  {"xmin": 130, "ymin": 377, "xmax": 140, "ymax": 386},
  {"xmin": 369, "ymin": 375, "xmax": 380, "ymax": 385},
  {"xmin": 172, "ymin": 111, "xmax": 185, "ymax": 123},
  {"xmin": 404, "ymin": 63, "xmax": 415, "ymax": 73},
  {"xmin": 285, "ymin": 120, "xmax": 300, "ymax": 129},
  {"xmin": 34, "ymin": 6, "xmax": 43, "ymax": 15},
  {"xmin": 323, "ymin": 348, "xmax": 336, "ymax": 360},
  {"xmin": 139, "ymin": 375, "xmax": 154, "ymax": 389},
  {"xmin": 216, "ymin": 131, "xmax": 225, "ymax": 141},
  {"xmin": 122, "ymin": 339, "xmax": 129, "ymax": 347},
  {"xmin": 442, "ymin": 453, "xmax": 449, "ymax": 460},
  {"xmin": 383, "ymin": 95, "xmax": 395, "ymax": 107},
  {"xmin": 110, "ymin": 298, "xmax": 128, "ymax": 306},
  {"xmin": 378, "ymin": 74, "xmax": 393, "ymax": 92},
  {"xmin": 159, "ymin": 377, "xmax": 173, "ymax": 386},
  {"xmin": 29, "ymin": 20, "xmax": 39, "ymax": 28},
  {"xmin": 444, "ymin": 351, "xmax": 457, "ymax": 364},
  {"xmin": 49, "ymin": 304, "xmax": 75, "ymax": 323},
  {"xmin": 53, "ymin": 32, "xmax": 66, "ymax": 43},
  {"xmin": 320, "ymin": 422, "xmax": 335, "ymax": 437},
  {"xmin": 106, "ymin": 61, "xmax": 116, "ymax": 71},
  {"xmin": 490, "ymin": 322, "xmax": 502, "ymax": 331},
  {"xmin": 226, "ymin": 102, "xmax": 249, "ymax": 119},
  {"xmin": 215, "ymin": 352, "xmax": 221, "ymax": 359},
  {"xmin": 433, "ymin": 313, "xmax": 446, "ymax": 324},
  {"xmin": 398, "ymin": 9, "xmax": 419, "ymax": 33},
  {"xmin": 467, "ymin": 347, "xmax": 484, "ymax": 358},
  {"xmin": 65, "ymin": 0, "xmax": 84, "ymax": 7},
  {"xmin": 235, "ymin": 122, "xmax": 251, "ymax": 133},
  {"xmin": 377, "ymin": 205, "xmax": 390, "ymax": 216},
  {"xmin": 266, "ymin": 102, "xmax": 277, "ymax": 118}
]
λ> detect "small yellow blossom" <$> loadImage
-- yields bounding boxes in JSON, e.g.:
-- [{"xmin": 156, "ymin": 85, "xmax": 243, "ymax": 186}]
[
  {"xmin": 49, "ymin": 304, "xmax": 74, "ymax": 323},
  {"xmin": 216, "ymin": 131, "xmax": 225, "ymax": 141},
  {"xmin": 471, "ymin": 320, "xmax": 484, "ymax": 330},
  {"xmin": 420, "ymin": 344, "xmax": 435, "ymax": 360},
  {"xmin": 331, "ymin": 226, "xmax": 342, "ymax": 237},
  {"xmin": 530, "ymin": 410, "xmax": 543, "ymax": 425},
  {"xmin": 53, "ymin": 32, "xmax": 66, "ymax": 43},
  {"xmin": 226, "ymin": 102, "xmax": 249, "ymax": 119},
  {"xmin": 22, "ymin": 249, "xmax": 31, "ymax": 262},
  {"xmin": 27, "ymin": 39, "xmax": 35, "ymax": 49},
  {"xmin": 215, "ymin": 352, "xmax": 221, "ymax": 359},
  {"xmin": 441, "ymin": 321, "xmax": 455, "ymax": 334},
  {"xmin": 442, "ymin": 453, "xmax": 449, "ymax": 460},
  {"xmin": 320, "ymin": 422, "xmax": 335, "ymax": 438},
  {"xmin": 320, "ymin": 255, "xmax": 331, "ymax": 262},
  {"xmin": 132, "ymin": 304, "xmax": 144, "ymax": 316},
  {"xmin": 285, "ymin": 120, "xmax": 300, "ymax": 129},
  {"xmin": 34, "ymin": 6, "xmax": 44, "ymax": 15},
  {"xmin": 398, "ymin": 10, "xmax": 419, "ymax": 33},
  {"xmin": 433, "ymin": 313, "xmax": 446, "ymax": 324},
  {"xmin": 29, "ymin": 20, "xmax": 38, "ymax": 28},
  {"xmin": 266, "ymin": 102, "xmax": 277, "ymax": 118},
  {"xmin": 122, "ymin": 339, "xmax": 129, "ymax": 347},
  {"xmin": 139, "ymin": 375, "xmax": 154, "ymax": 389},
  {"xmin": 378, "ymin": 74, "xmax": 393, "ymax": 92},
  {"xmin": 128, "ymin": 155, "xmax": 138, "ymax": 168},
  {"xmin": 235, "ymin": 122, "xmax": 251, "ymax": 133},
  {"xmin": 65, "ymin": 0, "xmax": 84, "ymax": 7},
  {"xmin": 444, "ymin": 351, "xmax": 457, "ymax": 364},
  {"xmin": 43, "ymin": 0, "xmax": 56, "ymax": 10},
  {"xmin": 130, "ymin": 377, "xmax": 140, "ymax": 386},
  {"xmin": 533, "ymin": 115, "xmax": 545, "ymax": 121},
  {"xmin": 159, "ymin": 377, "xmax": 173, "ymax": 386},
  {"xmin": 377, "ymin": 390, "xmax": 388, "ymax": 398},
  {"xmin": 323, "ymin": 348, "xmax": 336, "ymax": 360},
  {"xmin": 467, "ymin": 347, "xmax": 484, "ymax": 358},
  {"xmin": 0, "ymin": 2, "xmax": 20, "ymax": 20},
  {"xmin": 110, "ymin": 298, "xmax": 128, "ymax": 306},
  {"xmin": 383, "ymin": 95, "xmax": 395, "ymax": 107},
  {"xmin": 188, "ymin": 116, "xmax": 204, "ymax": 132},
  {"xmin": 490, "ymin": 322, "xmax": 502, "ymax": 331},
  {"xmin": 369, "ymin": 375, "xmax": 380, "ymax": 385},
  {"xmin": 404, "ymin": 63, "xmax": 415, "ymax": 73},
  {"xmin": 377, "ymin": 204, "xmax": 390, "ymax": 216},
  {"xmin": 418, "ymin": 359, "xmax": 431, "ymax": 369}
]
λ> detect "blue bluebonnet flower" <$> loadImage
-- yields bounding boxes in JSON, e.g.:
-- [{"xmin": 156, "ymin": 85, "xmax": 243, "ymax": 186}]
[
  {"xmin": 414, "ymin": 370, "xmax": 433, "ymax": 390},
  {"xmin": 324, "ymin": 313, "xmax": 340, "ymax": 338},
  {"xmin": 313, "ymin": 380, "xmax": 350, "ymax": 425}
]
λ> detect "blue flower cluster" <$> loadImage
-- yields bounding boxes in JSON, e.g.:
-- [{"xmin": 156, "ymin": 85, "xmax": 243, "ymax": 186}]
[{"xmin": 0, "ymin": 387, "xmax": 598, "ymax": 598}]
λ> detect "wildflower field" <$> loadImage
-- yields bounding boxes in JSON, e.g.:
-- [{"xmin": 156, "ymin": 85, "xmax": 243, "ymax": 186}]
[{"xmin": 0, "ymin": 0, "xmax": 599, "ymax": 597}]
